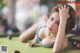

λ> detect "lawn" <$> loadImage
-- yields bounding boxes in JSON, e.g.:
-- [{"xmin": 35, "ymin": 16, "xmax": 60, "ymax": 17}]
[{"xmin": 0, "ymin": 36, "xmax": 80, "ymax": 53}]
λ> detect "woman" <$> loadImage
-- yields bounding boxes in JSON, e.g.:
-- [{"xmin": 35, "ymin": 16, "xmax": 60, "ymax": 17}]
[{"xmin": 20, "ymin": 4, "xmax": 76, "ymax": 53}]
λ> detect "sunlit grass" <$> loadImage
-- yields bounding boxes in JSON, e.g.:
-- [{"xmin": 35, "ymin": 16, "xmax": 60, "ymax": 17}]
[{"xmin": 0, "ymin": 36, "xmax": 80, "ymax": 53}]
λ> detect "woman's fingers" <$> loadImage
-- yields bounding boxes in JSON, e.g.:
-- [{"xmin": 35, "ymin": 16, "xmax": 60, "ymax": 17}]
[
  {"xmin": 28, "ymin": 42, "xmax": 36, "ymax": 47},
  {"xmin": 58, "ymin": 5, "xmax": 70, "ymax": 20},
  {"xmin": 59, "ymin": 5, "xmax": 69, "ymax": 10},
  {"xmin": 29, "ymin": 42, "xmax": 32, "ymax": 47},
  {"xmin": 61, "ymin": 6, "xmax": 64, "ymax": 9},
  {"xmin": 67, "ymin": 6, "xmax": 69, "ymax": 12},
  {"xmin": 64, "ymin": 5, "xmax": 66, "ymax": 9},
  {"xmin": 58, "ymin": 7, "xmax": 61, "ymax": 11}
]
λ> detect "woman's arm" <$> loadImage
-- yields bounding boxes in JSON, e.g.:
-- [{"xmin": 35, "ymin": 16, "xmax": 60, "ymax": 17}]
[
  {"xmin": 19, "ymin": 15, "xmax": 48, "ymax": 42},
  {"xmin": 19, "ymin": 22, "xmax": 40, "ymax": 42},
  {"xmin": 28, "ymin": 27, "xmax": 45, "ymax": 47},
  {"xmin": 53, "ymin": 5, "xmax": 69, "ymax": 53}
]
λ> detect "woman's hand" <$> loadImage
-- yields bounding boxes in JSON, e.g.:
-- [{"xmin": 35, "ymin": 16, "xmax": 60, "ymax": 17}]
[
  {"xmin": 27, "ymin": 40, "xmax": 37, "ymax": 47},
  {"xmin": 59, "ymin": 5, "xmax": 69, "ymax": 21}
]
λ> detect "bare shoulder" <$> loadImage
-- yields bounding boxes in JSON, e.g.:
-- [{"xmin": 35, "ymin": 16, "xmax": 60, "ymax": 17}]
[{"xmin": 42, "ymin": 14, "xmax": 49, "ymax": 22}]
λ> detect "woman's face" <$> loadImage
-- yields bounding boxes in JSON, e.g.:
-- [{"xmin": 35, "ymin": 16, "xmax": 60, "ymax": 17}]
[{"xmin": 46, "ymin": 12, "xmax": 60, "ymax": 34}]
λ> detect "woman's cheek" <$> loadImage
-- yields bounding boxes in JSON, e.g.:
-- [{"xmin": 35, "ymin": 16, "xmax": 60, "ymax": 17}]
[
  {"xmin": 47, "ymin": 22, "xmax": 50, "ymax": 27},
  {"xmin": 54, "ymin": 25, "xmax": 58, "ymax": 31}
]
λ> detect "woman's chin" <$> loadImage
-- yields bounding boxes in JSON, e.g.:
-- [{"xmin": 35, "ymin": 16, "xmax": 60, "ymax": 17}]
[
  {"xmin": 48, "ymin": 29, "xmax": 53, "ymax": 33},
  {"xmin": 48, "ymin": 29, "xmax": 56, "ymax": 34}
]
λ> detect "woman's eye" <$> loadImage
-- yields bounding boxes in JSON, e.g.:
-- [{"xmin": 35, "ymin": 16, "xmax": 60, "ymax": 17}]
[
  {"xmin": 50, "ymin": 18, "xmax": 54, "ymax": 21},
  {"xmin": 56, "ymin": 22, "xmax": 59, "ymax": 25}
]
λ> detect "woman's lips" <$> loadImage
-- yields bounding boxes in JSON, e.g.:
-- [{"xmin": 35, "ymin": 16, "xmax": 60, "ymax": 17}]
[{"xmin": 48, "ymin": 27, "xmax": 53, "ymax": 31}]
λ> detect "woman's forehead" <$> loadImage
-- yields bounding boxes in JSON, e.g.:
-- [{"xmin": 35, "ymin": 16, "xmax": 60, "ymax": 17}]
[
  {"xmin": 51, "ymin": 12, "xmax": 59, "ymax": 17},
  {"xmin": 51, "ymin": 12, "xmax": 59, "ymax": 19}
]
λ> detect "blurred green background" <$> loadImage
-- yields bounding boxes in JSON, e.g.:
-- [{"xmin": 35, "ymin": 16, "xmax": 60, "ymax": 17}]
[{"xmin": 0, "ymin": 35, "xmax": 80, "ymax": 53}]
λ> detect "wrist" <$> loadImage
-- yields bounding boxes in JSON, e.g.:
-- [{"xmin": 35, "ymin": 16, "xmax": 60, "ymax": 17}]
[
  {"xmin": 60, "ymin": 19, "xmax": 67, "ymax": 23},
  {"xmin": 60, "ymin": 16, "xmax": 68, "ymax": 21}
]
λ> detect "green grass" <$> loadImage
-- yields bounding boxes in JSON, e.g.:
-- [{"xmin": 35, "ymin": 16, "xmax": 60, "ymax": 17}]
[{"xmin": 0, "ymin": 36, "xmax": 80, "ymax": 53}]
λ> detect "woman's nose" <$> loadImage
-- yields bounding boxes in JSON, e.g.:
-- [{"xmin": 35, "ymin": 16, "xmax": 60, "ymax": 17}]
[{"xmin": 50, "ymin": 22, "xmax": 54, "ymax": 28}]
